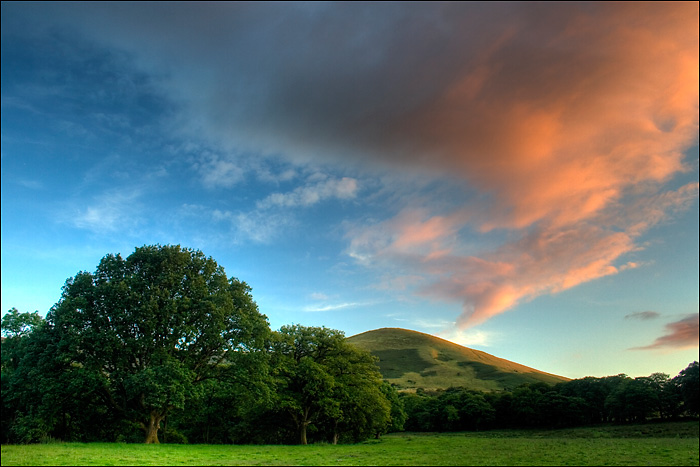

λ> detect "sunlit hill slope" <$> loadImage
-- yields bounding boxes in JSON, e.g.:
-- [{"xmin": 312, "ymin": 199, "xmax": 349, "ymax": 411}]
[{"xmin": 347, "ymin": 328, "xmax": 569, "ymax": 392}]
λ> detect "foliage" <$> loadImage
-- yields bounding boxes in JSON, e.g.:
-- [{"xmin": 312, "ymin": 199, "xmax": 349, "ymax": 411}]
[
  {"xmin": 167, "ymin": 361, "xmax": 272, "ymax": 444},
  {"xmin": 2, "ymin": 308, "xmax": 48, "ymax": 443},
  {"xmin": 2, "ymin": 249, "xmax": 698, "ymax": 445},
  {"xmin": 673, "ymin": 361, "xmax": 699, "ymax": 416},
  {"xmin": 401, "ymin": 388, "xmax": 495, "ymax": 432},
  {"xmin": 1, "ymin": 308, "xmax": 45, "ymax": 339},
  {"xmin": 400, "ymin": 364, "xmax": 697, "ymax": 434},
  {"xmin": 268, "ymin": 325, "xmax": 392, "ymax": 444},
  {"xmin": 2, "ymin": 245, "xmax": 270, "ymax": 444},
  {"xmin": 380, "ymin": 382, "xmax": 407, "ymax": 433}
]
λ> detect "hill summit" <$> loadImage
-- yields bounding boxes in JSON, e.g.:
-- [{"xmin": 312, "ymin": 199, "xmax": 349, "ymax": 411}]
[{"xmin": 347, "ymin": 327, "xmax": 568, "ymax": 392}]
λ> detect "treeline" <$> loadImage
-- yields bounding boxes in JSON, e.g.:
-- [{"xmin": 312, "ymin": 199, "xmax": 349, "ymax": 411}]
[
  {"xmin": 1, "ymin": 245, "xmax": 403, "ymax": 445},
  {"xmin": 1, "ymin": 245, "xmax": 697, "ymax": 445},
  {"xmin": 1, "ymin": 311, "xmax": 404, "ymax": 446},
  {"xmin": 400, "ymin": 363, "xmax": 699, "ymax": 432}
]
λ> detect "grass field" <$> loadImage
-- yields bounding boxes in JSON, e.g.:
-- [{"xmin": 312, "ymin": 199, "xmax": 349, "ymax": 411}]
[{"xmin": 2, "ymin": 421, "xmax": 698, "ymax": 466}]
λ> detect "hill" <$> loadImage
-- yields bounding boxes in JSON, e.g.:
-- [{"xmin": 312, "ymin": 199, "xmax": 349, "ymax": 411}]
[{"xmin": 347, "ymin": 327, "xmax": 569, "ymax": 392}]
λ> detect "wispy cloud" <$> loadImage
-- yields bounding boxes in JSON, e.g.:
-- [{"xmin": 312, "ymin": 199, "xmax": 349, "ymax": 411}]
[
  {"xmin": 212, "ymin": 209, "xmax": 294, "ymax": 245},
  {"xmin": 256, "ymin": 175, "xmax": 357, "ymax": 209},
  {"xmin": 631, "ymin": 314, "xmax": 699, "ymax": 351},
  {"xmin": 625, "ymin": 311, "xmax": 661, "ymax": 321},
  {"xmin": 207, "ymin": 173, "xmax": 358, "ymax": 244},
  {"xmin": 303, "ymin": 301, "xmax": 373, "ymax": 313},
  {"xmin": 348, "ymin": 183, "xmax": 697, "ymax": 327},
  {"xmin": 197, "ymin": 153, "xmax": 246, "ymax": 189},
  {"xmin": 310, "ymin": 292, "xmax": 330, "ymax": 301},
  {"xmin": 68, "ymin": 188, "xmax": 143, "ymax": 234},
  {"xmin": 16, "ymin": 179, "xmax": 44, "ymax": 190}
]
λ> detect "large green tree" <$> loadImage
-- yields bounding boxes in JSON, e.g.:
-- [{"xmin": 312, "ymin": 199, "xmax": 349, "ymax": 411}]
[{"xmin": 36, "ymin": 244, "xmax": 270, "ymax": 443}]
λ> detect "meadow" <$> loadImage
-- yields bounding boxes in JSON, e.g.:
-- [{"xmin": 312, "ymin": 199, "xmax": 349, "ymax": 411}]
[{"xmin": 2, "ymin": 421, "xmax": 698, "ymax": 466}]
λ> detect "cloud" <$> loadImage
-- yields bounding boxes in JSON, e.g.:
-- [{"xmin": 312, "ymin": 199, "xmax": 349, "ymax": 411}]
[
  {"xmin": 625, "ymin": 311, "xmax": 661, "ymax": 321},
  {"xmin": 348, "ymin": 183, "xmax": 696, "ymax": 327},
  {"xmin": 310, "ymin": 292, "xmax": 330, "ymax": 301},
  {"xmin": 212, "ymin": 209, "xmax": 294, "ymax": 245},
  {"xmin": 20, "ymin": 181, "xmax": 44, "ymax": 190},
  {"xmin": 438, "ymin": 328, "xmax": 492, "ymax": 348},
  {"xmin": 631, "ymin": 314, "xmax": 699, "ymax": 350},
  {"xmin": 302, "ymin": 302, "xmax": 367, "ymax": 313},
  {"xmin": 68, "ymin": 189, "xmax": 143, "ymax": 234},
  {"xmin": 256, "ymin": 176, "xmax": 357, "ymax": 209},
  {"xmin": 15, "ymin": 3, "xmax": 696, "ymax": 183},
  {"xmin": 216, "ymin": 175, "xmax": 357, "ymax": 243},
  {"xmin": 196, "ymin": 153, "xmax": 246, "ymax": 189},
  {"xmin": 8, "ymin": 3, "xmax": 698, "ymax": 326}
]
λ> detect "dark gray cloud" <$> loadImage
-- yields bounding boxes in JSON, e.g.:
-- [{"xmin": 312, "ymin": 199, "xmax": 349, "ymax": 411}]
[
  {"xmin": 4, "ymin": 2, "xmax": 696, "ymax": 202},
  {"xmin": 4, "ymin": 2, "xmax": 697, "ymax": 327},
  {"xmin": 625, "ymin": 311, "xmax": 661, "ymax": 321}
]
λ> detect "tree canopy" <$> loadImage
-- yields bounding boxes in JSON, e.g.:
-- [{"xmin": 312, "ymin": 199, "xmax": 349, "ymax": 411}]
[
  {"xmin": 269, "ymin": 325, "xmax": 392, "ymax": 444},
  {"xmin": 8, "ymin": 245, "xmax": 270, "ymax": 443}
]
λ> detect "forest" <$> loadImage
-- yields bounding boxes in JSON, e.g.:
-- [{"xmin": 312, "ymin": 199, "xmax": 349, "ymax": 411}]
[{"xmin": 1, "ymin": 245, "xmax": 698, "ymax": 445}]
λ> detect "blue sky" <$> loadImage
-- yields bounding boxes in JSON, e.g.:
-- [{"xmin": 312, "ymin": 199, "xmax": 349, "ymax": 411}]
[{"xmin": 2, "ymin": 2, "xmax": 698, "ymax": 379}]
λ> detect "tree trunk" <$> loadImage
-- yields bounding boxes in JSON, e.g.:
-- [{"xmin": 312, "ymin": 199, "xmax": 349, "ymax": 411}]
[
  {"xmin": 143, "ymin": 411, "xmax": 164, "ymax": 444},
  {"xmin": 332, "ymin": 419, "xmax": 339, "ymax": 445},
  {"xmin": 298, "ymin": 406, "xmax": 311, "ymax": 445},
  {"xmin": 299, "ymin": 423, "xmax": 308, "ymax": 445}
]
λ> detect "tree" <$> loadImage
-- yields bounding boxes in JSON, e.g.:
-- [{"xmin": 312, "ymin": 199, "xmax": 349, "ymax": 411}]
[
  {"xmin": 2, "ymin": 308, "xmax": 47, "ymax": 443},
  {"xmin": 556, "ymin": 376, "xmax": 613, "ymax": 424},
  {"xmin": 380, "ymin": 382, "xmax": 407, "ymax": 433},
  {"xmin": 455, "ymin": 390, "xmax": 495, "ymax": 431},
  {"xmin": 36, "ymin": 245, "xmax": 270, "ymax": 443},
  {"xmin": 1, "ymin": 308, "xmax": 45, "ymax": 339},
  {"xmin": 400, "ymin": 391, "xmax": 437, "ymax": 431},
  {"xmin": 636, "ymin": 373, "xmax": 681, "ymax": 419},
  {"xmin": 322, "ymin": 343, "xmax": 391, "ymax": 443},
  {"xmin": 674, "ymin": 361, "xmax": 699, "ymax": 416},
  {"xmin": 2, "ymin": 308, "xmax": 46, "ymax": 378},
  {"xmin": 270, "ymin": 325, "xmax": 390, "ymax": 444}
]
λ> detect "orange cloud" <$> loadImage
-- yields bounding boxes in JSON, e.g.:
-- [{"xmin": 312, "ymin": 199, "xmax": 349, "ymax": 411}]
[
  {"xmin": 348, "ymin": 182, "xmax": 697, "ymax": 328},
  {"xmin": 387, "ymin": 209, "xmax": 469, "ymax": 255},
  {"xmin": 422, "ymin": 225, "xmax": 640, "ymax": 327},
  {"xmin": 345, "ymin": 3, "xmax": 698, "ymax": 328},
  {"xmin": 391, "ymin": 2, "xmax": 698, "ymax": 233}
]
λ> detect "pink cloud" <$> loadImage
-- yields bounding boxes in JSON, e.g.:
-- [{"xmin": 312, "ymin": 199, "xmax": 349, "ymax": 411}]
[
  {"xmin": 631, "ymin": 314, "xmax": 700, "ymax": 351},
  {"xmin": 419, "ymin": 224, "xmax": 640, "ymax": 327},
  {"xmin": 345, "ymin": 3, "xmax": 698, "ymax": 328},
  {"xmin": 348, "ymin": 183, "xmax": 696, "ymax": 328}
]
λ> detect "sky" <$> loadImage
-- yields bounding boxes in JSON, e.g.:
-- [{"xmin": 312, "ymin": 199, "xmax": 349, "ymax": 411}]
[{"xmin": 1, "ymin": 2, "xmax": 698, "ymax": 379}]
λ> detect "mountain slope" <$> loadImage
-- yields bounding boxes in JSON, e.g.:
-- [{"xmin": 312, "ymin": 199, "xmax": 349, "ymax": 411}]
[{"xmin": 347, "ymin": 328, "xmax": 569, "ymax": 392}]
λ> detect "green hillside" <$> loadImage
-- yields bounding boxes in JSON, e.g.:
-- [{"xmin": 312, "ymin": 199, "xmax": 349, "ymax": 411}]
[{"xmin": 347, "ymin": 327, "xmax": 569, "ymax": 392}]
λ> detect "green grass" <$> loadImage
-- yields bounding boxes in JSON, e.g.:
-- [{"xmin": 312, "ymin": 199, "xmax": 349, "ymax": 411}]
[{"xmin": 2, "ymin": 422, "xmax": 698, "ymax": 466}]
